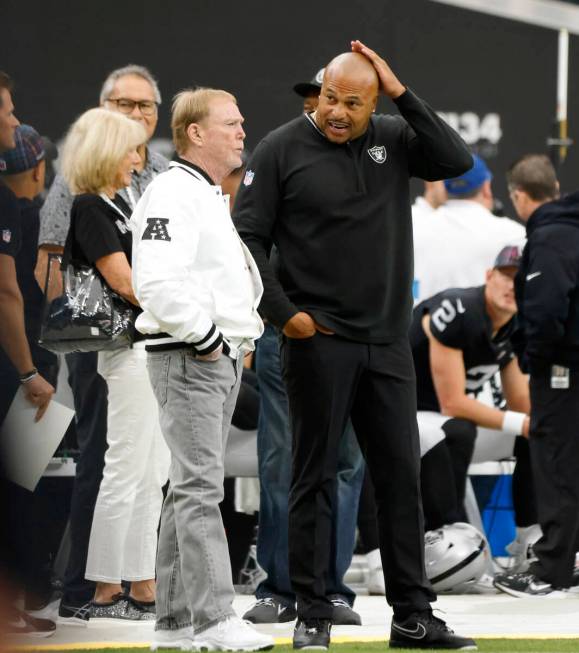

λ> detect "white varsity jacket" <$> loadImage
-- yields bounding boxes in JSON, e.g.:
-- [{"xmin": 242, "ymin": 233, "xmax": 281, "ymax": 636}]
[{"xmin": 131, "ymin": 158, "xmax": 264, "ymax": 356}]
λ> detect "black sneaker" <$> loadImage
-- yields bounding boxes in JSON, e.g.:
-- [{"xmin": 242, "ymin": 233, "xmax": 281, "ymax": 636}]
[
  {"xmin": 293, "ymin": 618, "xmax": 331, "ymax": 650},
  {"xmin": 493, "ymin": 571, "xmax": 566, "ymax": 598},
  {"xmin": 57, "ymin": 601, "xmax": 91, "ymax": 627},
  {"xmin": 330, "ymin": 598, "xmax": 361, "ymax": 626},
  {"xmin": 243, "ymin": 597, "xmax": 297, "ymax": 623},
  {"xmin": 389, "ymin": 612, "xmax": 476, "ymax": 650}
]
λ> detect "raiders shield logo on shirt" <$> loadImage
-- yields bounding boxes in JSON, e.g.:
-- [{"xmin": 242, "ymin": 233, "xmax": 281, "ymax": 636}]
[{"xmin": 368, "ymin": 145, "xmax": 387, "ymax": 164}]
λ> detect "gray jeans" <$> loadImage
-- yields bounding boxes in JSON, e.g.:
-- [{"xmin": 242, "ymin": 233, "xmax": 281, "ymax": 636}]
[{"xmin": 147, "ymin": 349, "xmax": 243, "ymax": 632}]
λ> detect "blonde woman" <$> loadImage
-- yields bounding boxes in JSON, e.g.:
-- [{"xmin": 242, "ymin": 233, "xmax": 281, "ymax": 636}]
[{"xmin": 61, "ymin": 108, "xmax": 170, "ymax": 622}]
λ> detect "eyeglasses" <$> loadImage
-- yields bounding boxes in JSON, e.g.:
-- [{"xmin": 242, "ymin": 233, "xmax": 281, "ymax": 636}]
[{"xmin": 106, "ymin": 98, "xmax": 158, "ymax": 116}]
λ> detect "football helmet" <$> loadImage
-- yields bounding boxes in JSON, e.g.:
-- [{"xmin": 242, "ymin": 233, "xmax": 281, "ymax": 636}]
[{"xmin": 425, "ymin": 522, "xmax": 489, "ymax": 593}]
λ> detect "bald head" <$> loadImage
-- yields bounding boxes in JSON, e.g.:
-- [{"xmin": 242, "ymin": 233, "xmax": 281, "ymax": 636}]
[
  {"xmin": 324, "ymin": 52, "xmax": 379, "ymax": 94},
  {"xmin": 314, "ymin": 52, "xmax": 379, "ymax": 144}
]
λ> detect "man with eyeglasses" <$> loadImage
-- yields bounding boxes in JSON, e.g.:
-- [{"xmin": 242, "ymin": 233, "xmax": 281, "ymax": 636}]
[
  {"xmin": 36, "ymin": 64, "xmax": 168, "ymax": 626},
  {"xmin": 38, "ymin": 64, "xmax": 167, "ymax": 256}
]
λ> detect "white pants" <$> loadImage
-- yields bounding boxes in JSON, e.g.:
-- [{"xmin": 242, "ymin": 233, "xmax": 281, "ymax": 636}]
[
  {"xmin": 85, "ymin": 345, "xmax": 170, "ymax": 583},
  {"xmin": 417, "ymin": 411, "xmax": 516, "ymax": 462}
]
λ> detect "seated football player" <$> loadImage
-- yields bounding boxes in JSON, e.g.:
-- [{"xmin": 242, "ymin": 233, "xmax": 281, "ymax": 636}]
[{"xmin": 410, "ymin": 245, "xmax": 538, "ymax": 548}]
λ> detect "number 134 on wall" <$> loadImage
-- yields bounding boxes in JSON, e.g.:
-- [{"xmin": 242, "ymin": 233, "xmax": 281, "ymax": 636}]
[{"xmin": 437, "ymin": 111, "xmax": 503, "ymax": 146}]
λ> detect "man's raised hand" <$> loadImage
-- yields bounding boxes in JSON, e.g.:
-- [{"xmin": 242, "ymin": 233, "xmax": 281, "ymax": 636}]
[{"xmin": 351, "ymin": 40, "xmax": 405, "ymax": 99}]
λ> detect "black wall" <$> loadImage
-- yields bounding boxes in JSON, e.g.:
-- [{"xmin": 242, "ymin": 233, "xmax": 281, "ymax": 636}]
[{"xmin": 3, "ymin": 0, "xmax": 578, "ymax": 204}]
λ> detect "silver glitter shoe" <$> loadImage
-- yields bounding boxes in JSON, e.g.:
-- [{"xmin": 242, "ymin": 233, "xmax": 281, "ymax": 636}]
[
  {"xmin": 89, "ymin": 594, "xmax": 155, "ymax": 623},
  {"xmin": 126, "ymin": 595, "xmax": 156, "ymax": 617}
]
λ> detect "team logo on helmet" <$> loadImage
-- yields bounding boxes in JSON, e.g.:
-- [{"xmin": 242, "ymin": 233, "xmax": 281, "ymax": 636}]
[{"xmin": 368, "ymin": 145, "xmax": 387, "ymax": 164}]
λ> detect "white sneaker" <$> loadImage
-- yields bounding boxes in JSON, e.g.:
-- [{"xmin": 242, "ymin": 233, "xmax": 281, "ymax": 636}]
[
  {"xmin": 151, "ymin": 626, "xmax": 197, "ymax": 651},
  {"xmin": 505, "ymin": 525, "xmax": 541, "ymax": 572},
  {"xmin": 365, "ymin": 549, "xmax": 385, "ymax": 595},
  {"xmin": 195, "ymin": 616, "xmax": 274, "ymax": 651},
  {"xmin": 461, "ymin": 572, "xmax": 499, "ymax": 595}
]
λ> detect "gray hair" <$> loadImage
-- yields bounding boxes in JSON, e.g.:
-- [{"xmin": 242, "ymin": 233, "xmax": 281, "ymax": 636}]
[{"xmin": 99, "ymin": 64, "xmax": 161, "ymax": 105}]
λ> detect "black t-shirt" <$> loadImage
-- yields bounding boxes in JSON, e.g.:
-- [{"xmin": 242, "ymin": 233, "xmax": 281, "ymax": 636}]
[
  {"xmin": 67, "ymin": 193, "xmax": 142, "ymax": 338},
  {"xmin": 15, "ymin": 197, "xmax": 44, "ymax": 341},
  {"xmin": 0, "ymin": 187, "xmax": 56, "ymax": 380},
  {"xmin": 0, "ymin": 182, "xmax": 21, "ymax": 258},
  {"xmin": 409, "ymin": 286, "xmax": 515, "ymax": 412},
  {"xmin": 69, "ymin": 193, "xmax": 133, "ymax": 266}
]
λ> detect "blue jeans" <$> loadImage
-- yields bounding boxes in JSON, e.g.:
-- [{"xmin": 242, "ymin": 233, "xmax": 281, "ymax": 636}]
[{"xmin": 255, "ymin": 324, "xmax": 364, "ymax": 608}]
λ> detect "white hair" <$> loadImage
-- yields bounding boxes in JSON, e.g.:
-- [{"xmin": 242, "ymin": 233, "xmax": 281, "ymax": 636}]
[
  {"xmin": 61, "ymin": 108, "xmax": 146, "ymax": 194},
  {"xmin": 99, "ymin": 64, "xmax": 161, "ymax": 105}
]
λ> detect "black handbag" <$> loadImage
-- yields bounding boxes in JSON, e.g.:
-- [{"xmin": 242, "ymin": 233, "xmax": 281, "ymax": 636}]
[{"xmin": 39, "ymin": 214, "xmax": 137, "ymax": 354}]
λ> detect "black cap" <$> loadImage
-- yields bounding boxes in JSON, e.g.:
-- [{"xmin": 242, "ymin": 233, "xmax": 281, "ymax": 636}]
[
  {"xmin": 293, "ymin": 67, "xmax": 325, "ymax": 97},
  {"xmin": 41, "ymin": 136, "xmax": 58, "ymax": 162},
  {"xmin": 494, "ymin": 245, "xmax": 522, "ymax": 269}
]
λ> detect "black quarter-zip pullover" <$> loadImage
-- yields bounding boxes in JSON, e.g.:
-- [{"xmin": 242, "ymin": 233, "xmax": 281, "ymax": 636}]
[{"xmin": 234, "ymin": 89, "xmax": 472, "ymax": 343}]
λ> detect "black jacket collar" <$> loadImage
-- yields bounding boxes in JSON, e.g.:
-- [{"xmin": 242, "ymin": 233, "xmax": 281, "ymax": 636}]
[{"xmin": 171, "ymin": 156, "xmax": 216, "ymax": 186}]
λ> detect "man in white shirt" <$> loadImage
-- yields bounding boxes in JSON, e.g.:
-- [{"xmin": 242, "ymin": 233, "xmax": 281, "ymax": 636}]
[
  {"xmin": 131, "ymin": 88, "xmax": 272, "ymax": 652},
  {"xmin": 412, "ymin": 180, "xmax": 447, "ymax": 219},
  {"xmin": 413, "ymin": 155, "xmax": 525, "ymax": 304}
]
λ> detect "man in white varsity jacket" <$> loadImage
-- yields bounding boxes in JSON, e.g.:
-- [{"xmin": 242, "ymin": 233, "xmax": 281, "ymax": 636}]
[{"xmin": 131, "ymin": 88, "xmax": 271, "ymax": 652}]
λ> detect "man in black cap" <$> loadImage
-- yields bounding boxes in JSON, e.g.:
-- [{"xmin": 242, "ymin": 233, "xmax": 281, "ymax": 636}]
[
  {"xmin": 0, "ymin": 76, "xmax": 56, "ymax": 637},
  {"xmin": 293, "ymin": 67, "xmax": 324, "ymax": 114}
]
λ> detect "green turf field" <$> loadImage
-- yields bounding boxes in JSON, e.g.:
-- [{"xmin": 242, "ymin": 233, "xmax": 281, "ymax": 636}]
[{"xmin": 23, "ymin": 641, "xmax": 579, "ymax": 653}]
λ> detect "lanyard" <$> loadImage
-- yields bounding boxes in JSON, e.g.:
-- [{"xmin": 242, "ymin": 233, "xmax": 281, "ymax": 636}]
[
  {"xmin": 99, "ymin": 193, "xmax": 131, "ymax": 223},
  {"xmin": 125, "ymin": 186, "xmax": 137, "ymax": 211}
]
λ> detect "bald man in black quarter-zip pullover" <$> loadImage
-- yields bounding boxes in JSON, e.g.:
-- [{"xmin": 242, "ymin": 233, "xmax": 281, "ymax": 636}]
[{"xmin": 235, "ymin": 42, "xmax": 473, "ymax": 651}]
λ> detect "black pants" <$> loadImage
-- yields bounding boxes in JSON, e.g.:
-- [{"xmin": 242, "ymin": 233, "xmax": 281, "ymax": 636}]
[
  {"xmin": 0, "ymin": 344, "xmax": 58, "ymax": 594},
  {"xmin": 61, "ymin": 351, "xmax": 108, "ymax": 606},
  {"xmin": 422, "ymin": 429, "xmax": 537, "ymax": 532},
  {"xmin": 512, "ymin": 436, "xmax": 537, "ymax": 527},
  {"xmin": 357, "ymin": 469, "xmax": 380, "ymax": 553},
  {"xmin": 362, "ymin": 418, "xmax": 478, "ymax": 536},
  {"xmin": 232, "ymin": 368, "xmax": 260, "ymax": 431},
  {"xmin": 529, "ymin": 370, "xmax": 579, "ymax": 588},
  {"xmin": 421, "ymin": 419, "xmax": 477, "ymax": 531},
  {"xmin": 281, "ymin": 334, "xmax": 435, "ymax": 620}
]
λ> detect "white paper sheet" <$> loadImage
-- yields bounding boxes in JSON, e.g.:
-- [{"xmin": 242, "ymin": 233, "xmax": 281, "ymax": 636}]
[{"xmin": 0, "ymin": 389, "xmax": 75, "ymax": 491}]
